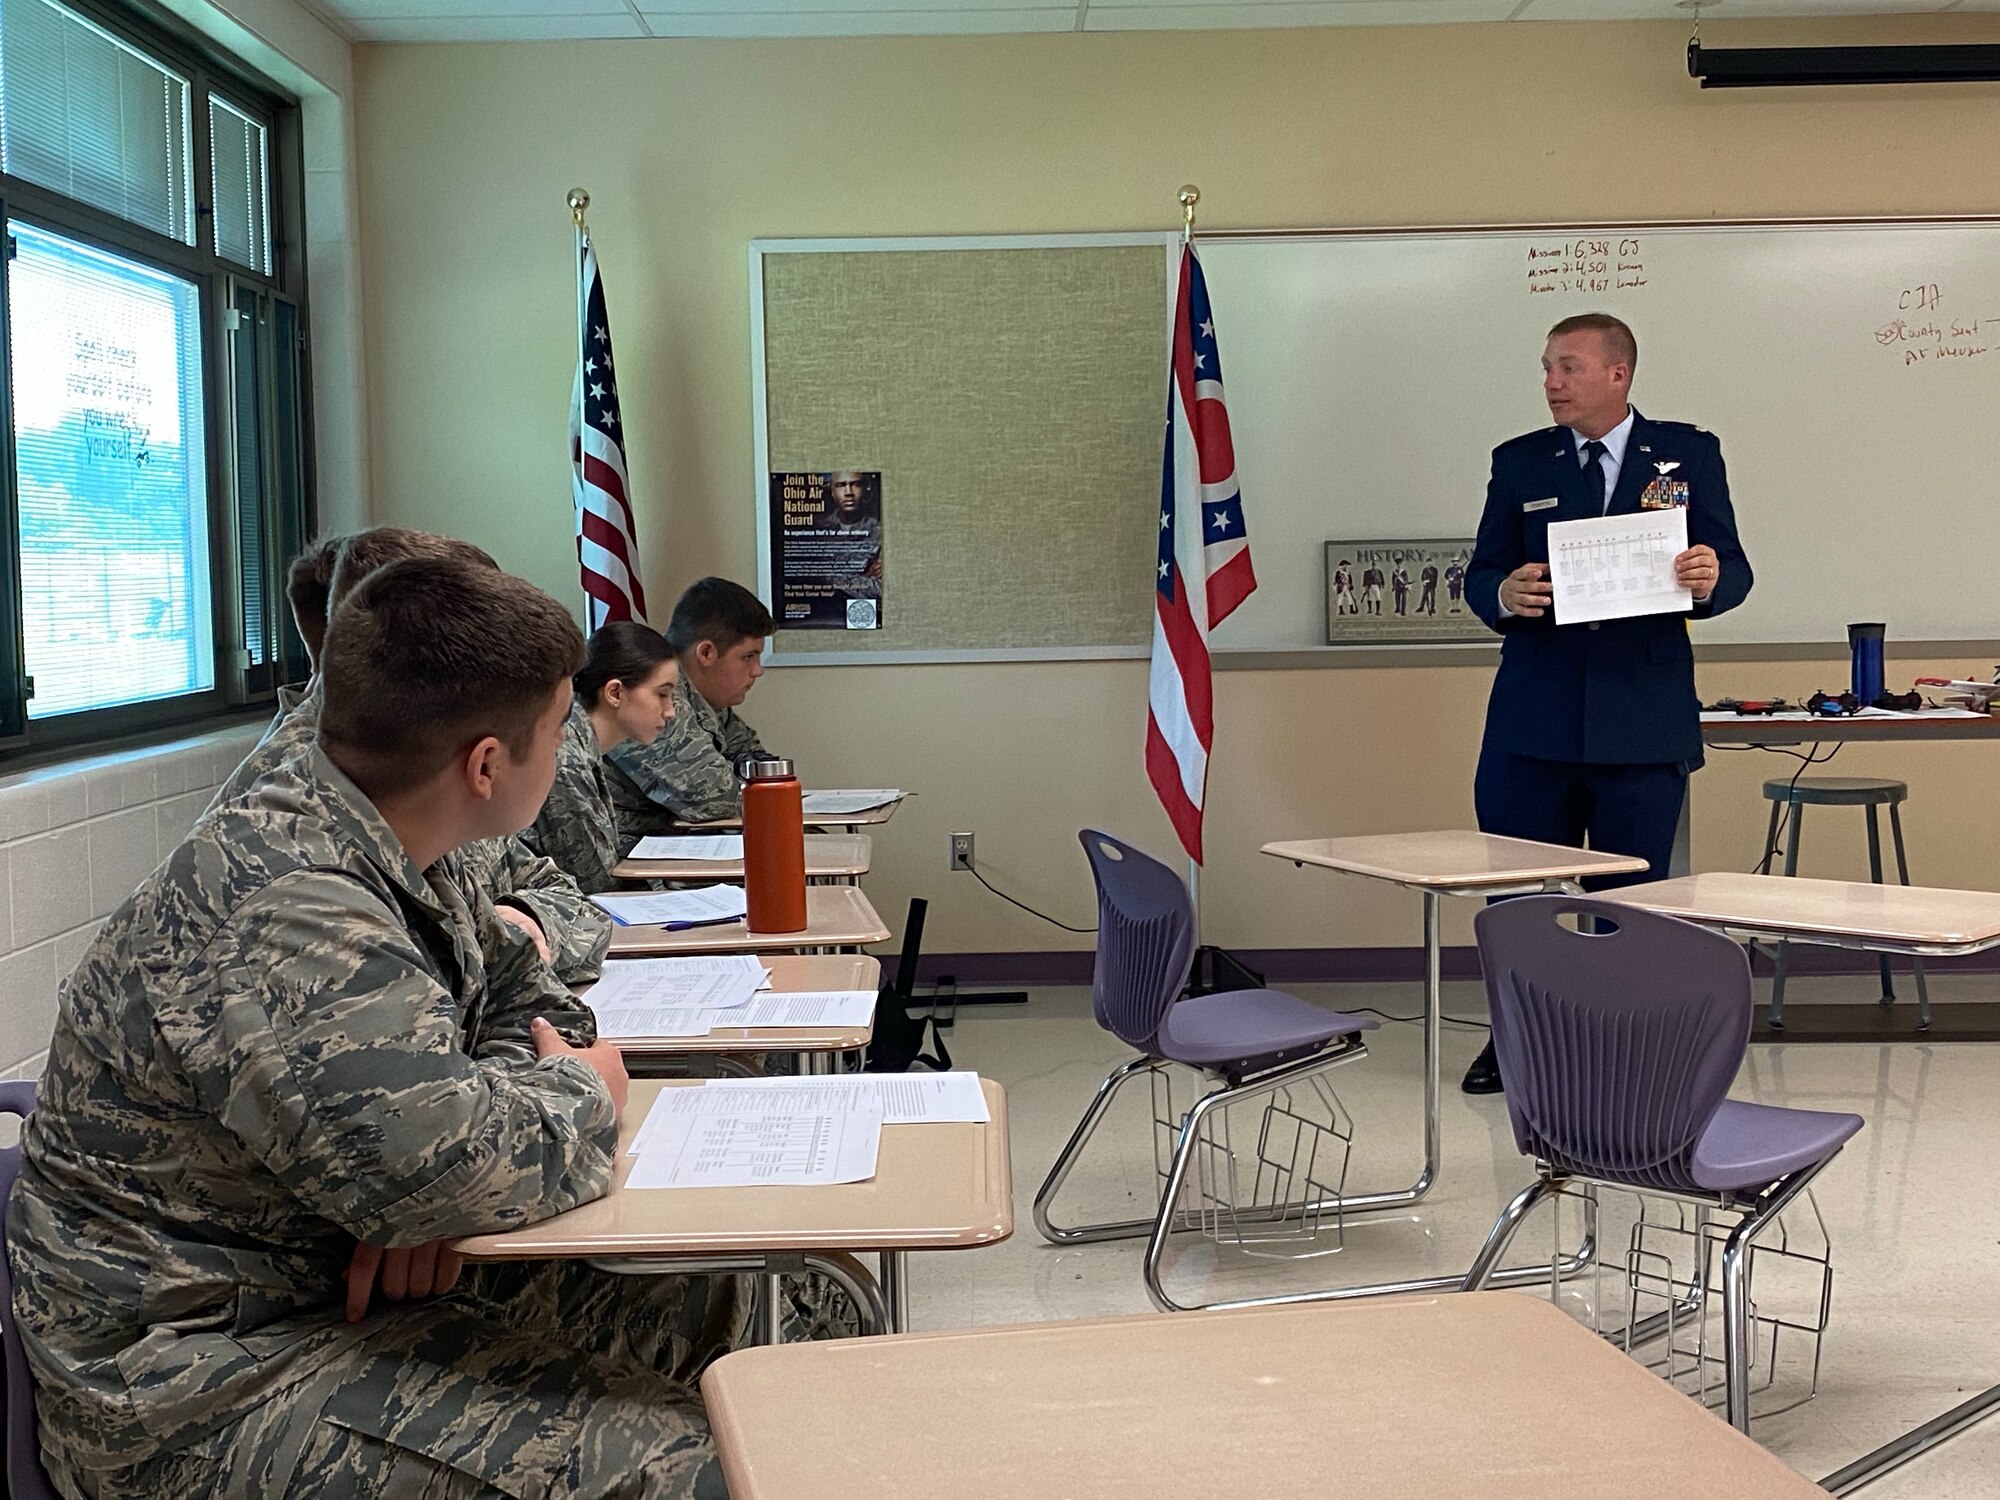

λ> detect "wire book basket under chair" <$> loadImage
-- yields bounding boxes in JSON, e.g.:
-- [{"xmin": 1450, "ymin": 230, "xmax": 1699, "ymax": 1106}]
[
  {"xmin": 1033, "ymin": 831, "xmax": 1378, "ymax": 1310},
  {"xmin": 1457, "ymin": 895, "xmax": 1863, "ymax": 1432}
]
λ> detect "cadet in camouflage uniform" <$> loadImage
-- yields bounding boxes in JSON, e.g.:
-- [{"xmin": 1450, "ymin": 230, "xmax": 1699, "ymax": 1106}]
[
  {"xmin": 7, "ymin": 557, "xmax": 747, "ymax": 1500},
  {"xmin": 608, "ymin": 578, "xmax": 776, "ymax": 836},
  {"xmin": 214, "ymin": 527, "xmax": 613, "ymax": 981},
  {"xmin": 524, "ymin": 622, "xmax": 678, "ymax": 893}
]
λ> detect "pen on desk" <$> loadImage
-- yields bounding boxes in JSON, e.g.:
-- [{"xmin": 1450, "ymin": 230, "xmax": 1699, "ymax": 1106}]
[{"xmin": 661, "ymin": 914, "xmax": 743, "ymax": 932}]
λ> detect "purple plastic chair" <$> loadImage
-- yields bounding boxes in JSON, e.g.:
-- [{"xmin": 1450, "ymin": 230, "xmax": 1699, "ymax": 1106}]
[
  {"xmin": 1459, "ymin": 897, "xmax": 1862, "ymax": 1431},
  {"xmin": 1033, "ymin": 831, "xmax": 1377, "ymax": 1310},
  {"xmin": 0, "ymin": 1080, "xmax": 58, "ymax": 1500}
]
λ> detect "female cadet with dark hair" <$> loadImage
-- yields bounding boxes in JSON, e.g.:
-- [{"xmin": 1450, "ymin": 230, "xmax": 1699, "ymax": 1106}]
[{"xmin": 523, "ymin": 620, "xmax": 679, "ymax": 892}]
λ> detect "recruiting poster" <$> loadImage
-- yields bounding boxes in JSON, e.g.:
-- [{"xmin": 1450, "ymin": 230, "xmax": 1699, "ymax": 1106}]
[
  {"xmin": 769, "ymin": 470, "xmax": 884, "ymax": 630},
  {"xmin": 1325, "ymin": 539, "xmax": 1485, "ymax": 645}
]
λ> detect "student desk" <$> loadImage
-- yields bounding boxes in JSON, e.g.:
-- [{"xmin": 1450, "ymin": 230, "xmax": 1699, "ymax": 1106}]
[
  {"xmin": 606, "ymin": 886, "xmax": 889, "ymax": 958},
  {"xmin": 1260, "ymin": 833, "xmax": 1646, "ymax": 1233},
  {"xmin": 700, "ymin": 1293, "xmax": 1832, "ymax": 1500},
  {"xmin": 452, "ymin": 1077, "xmax": 1011, "ymax": 1341},
  {"xmin": 585, "ymin": 955, "xmax": 880, "ymax": 1076},
  {"xmin": 1596, "ymin": 870, "xmax": 2000, "ymax": 1495},
  {"xmin": 688, "ymin": 798, "xmax": 903, "ymax": 835},
  {"xmin": 613, "ymin": 833, "xmax": 872, "ymax": 886}
]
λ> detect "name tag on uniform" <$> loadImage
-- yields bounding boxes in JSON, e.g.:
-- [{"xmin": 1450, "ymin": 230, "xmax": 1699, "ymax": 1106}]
[{"xmin": 1523, "ymin": 497, "xmax": 1559, "ymax": 513}]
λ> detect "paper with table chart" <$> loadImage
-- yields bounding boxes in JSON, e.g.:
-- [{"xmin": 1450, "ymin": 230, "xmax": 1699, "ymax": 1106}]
[
  {"xmin": 800, "ymin": 789, "xmax": 903, "ymax": 815},
  {"xmin": 625, "ymin": 1087, "xmax": 882, "ymax": 1188},
  {"xmin": 628, "ymin": 834, "xmax": 746, "ymax": 861},
  {"xmin": 588, "ymin": 884, "xmax": 747, "ymax": 927},
  {"xmin": 584, "ymin": 957, "xmax": 771, "ymax": 1034},
  {"xmin": 1547, "ymin": 509, "xmax": 1692, "ymax": 626},
  {"xmin": 596, "ymin": 991, "xmax": 878, "ymax": 1039},
  {"xmin": 692, "ymin": 1071, "xmax": 989, "ymax": 1125}
]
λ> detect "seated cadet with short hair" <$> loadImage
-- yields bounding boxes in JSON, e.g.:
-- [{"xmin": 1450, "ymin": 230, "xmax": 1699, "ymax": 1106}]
[
  {"xmin": 7, "ymin": 556, "xmax": 747, "ymax": 1500},
  {"xmin": 523, "ymin": 620, "xmax": 678, "ymax": 893},
  {"xmin": 606, "ymin": 577, "xmax": 776, "ymax": 836},
  {"xmin": 214, "ymin": 527, "xmax": 613, "ymax": 983}
]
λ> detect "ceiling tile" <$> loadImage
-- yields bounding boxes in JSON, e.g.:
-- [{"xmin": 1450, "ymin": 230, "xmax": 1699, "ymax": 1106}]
[
  {"xmin": 1085, "ymin": 0, "xmax": 1516, "ymax": 28},
  {"xmin": 319, "ymin": 0, "xmax": 628, "ymax": 17},
  {"xmin": 639, "ymin": 0, "xmax": 1063, "ymax": 10},
  {"xmin": 1518, "ymin": 0, "xmax": 1953, "ymax": 14},
  {"xmin": 345, "ymin": 13, "xmax": 649, "ymax": 39},
  {"xmin": 638, "ymin": 7, "xmax": 1075, "ymax": 34}
]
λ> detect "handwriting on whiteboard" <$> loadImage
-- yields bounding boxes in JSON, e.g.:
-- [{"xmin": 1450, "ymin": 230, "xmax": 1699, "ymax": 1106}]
[
  {"xmin": 1875, "ymin": 283, "xmax": 1997, "ymax": 366},
  {"xmin": 1526, "ymin": 237, "xmax": 1648, "ymax": 297}
]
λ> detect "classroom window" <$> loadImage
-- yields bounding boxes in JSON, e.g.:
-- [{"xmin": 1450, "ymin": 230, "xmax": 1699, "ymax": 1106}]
[{"xmin": 0, "ymin": 0, "xmax": 309, "ymax": 748}]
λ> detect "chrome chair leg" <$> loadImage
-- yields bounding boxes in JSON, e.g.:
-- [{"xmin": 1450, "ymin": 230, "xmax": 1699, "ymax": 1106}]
[
  {"xmin": 1460, "ymin": 1177, "xmax": 1564, "ymax": 1292},
  {"xmin": 1142, "ymin": 1082, "xmax": 1235, "ymax": 1312},
  {"xmin": 1719, "ymin": 1160, "xmax": 1834, "ymax": 1431},
  {"xmin": 1033, "ymin": 1056, "xmax": 1162, "ymax": 1245}
]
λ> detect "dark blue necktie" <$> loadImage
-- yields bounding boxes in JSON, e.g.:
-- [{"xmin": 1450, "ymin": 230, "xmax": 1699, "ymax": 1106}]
[{"xmin": 1581, "ymin": 439, "xmax": 1608, "ymax": 512}]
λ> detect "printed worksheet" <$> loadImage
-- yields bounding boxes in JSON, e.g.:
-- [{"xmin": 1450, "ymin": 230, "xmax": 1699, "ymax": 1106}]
[
  {"xmin": 800, "ymin": 789, "xmax": 903, "ymax": 815},
  {"xmin": 628, "ymin": 835, "xmax": 746, "ymax": 861},
  {"xmin": 625, "ymin": 1090, "xmax": 882, "ymax": 1189},
  {"xmin": 1547, "ymin": 509, "xmax": 1692, "ymax": 625},
  {"xmin": 589, "ymin": 884, "xmax": 748, "ymax": 927}
]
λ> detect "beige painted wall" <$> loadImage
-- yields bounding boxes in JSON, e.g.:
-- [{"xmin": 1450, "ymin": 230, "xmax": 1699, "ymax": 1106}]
[{"xmin": 353, "ymin": 17, "xmax": 2000, "ymax": 956}]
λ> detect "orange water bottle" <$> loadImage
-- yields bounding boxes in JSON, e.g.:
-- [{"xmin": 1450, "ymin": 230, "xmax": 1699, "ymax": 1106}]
[{"xmin": 742, "ymin": 757, "xmax": 807, "ymax": 933}]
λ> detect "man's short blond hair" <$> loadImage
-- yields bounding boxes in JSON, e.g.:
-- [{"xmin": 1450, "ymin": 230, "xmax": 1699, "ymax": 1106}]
[{"xmin": 1547, "ymin": 312, "xmax": 1637, "ymax": 375}]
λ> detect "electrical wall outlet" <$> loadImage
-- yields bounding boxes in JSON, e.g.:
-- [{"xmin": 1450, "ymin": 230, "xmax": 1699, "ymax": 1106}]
[{"xmin": 949, "ymin": 832, "xmax": 975, "ymax": 872}]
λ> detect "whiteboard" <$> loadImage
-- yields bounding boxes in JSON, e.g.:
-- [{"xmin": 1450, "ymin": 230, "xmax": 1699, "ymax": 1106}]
[{"xmin": 1196, "ymin": 221, "xmax": 2000, "ymax": 649}]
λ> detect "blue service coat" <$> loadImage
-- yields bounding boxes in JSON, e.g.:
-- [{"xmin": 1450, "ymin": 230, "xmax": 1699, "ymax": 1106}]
[{"xmin": 1466, "ymin": 411, "xmax": 1753, "ymax": 766}]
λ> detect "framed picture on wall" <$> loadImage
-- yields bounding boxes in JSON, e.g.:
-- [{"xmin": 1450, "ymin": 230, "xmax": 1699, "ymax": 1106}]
[{"xmin": 1326, "ymin": 539, "xmax": 1486, "ymax": 646}]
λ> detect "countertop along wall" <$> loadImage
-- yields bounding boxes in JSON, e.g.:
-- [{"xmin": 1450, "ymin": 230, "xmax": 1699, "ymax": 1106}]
[{"xmin": 353, "ymin": 15, "xmax": 2000, "ymax": 965}]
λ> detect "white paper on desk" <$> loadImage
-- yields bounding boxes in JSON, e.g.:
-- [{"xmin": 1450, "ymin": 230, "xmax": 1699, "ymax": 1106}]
[
  {"xmin": 586, "ymin": 956, "xmax": 767, "ymax": 1018},
  {"xmin": 697, "ymin": 1070, "xmax": 989, "ymax": 1126},
  {"xmin": 1547, "ymin": 509, "xmax": 1692, "ymax": 626},
  {"xmin": 590, "ymin": 884, "xmax": 747, "ymax": 926},
  {"xmin": 628, "ymin": 834, "xmax": 745, "ymax": 861},
  {"xmin": 625, "ymin": 1092, "xmax": 882, "ymax": 1188},
  {"xmin": 599, "ymin": 992, "xmax": 875, "ymax": 1039},
  {"xmin": 800, "ymin": 789, "xmax": 902, "ymax": 816}
]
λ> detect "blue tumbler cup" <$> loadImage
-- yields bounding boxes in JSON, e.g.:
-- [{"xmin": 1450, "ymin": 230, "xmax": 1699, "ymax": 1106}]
[{"xmin": 1849, "ymin": 623, "xmax": 1886, "ymax": 707}]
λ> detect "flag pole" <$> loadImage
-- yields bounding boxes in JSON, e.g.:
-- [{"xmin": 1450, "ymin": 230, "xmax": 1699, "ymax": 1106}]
[
  {"xmin": 1177, "ymin": 184, "xmax": 1202, "ymax": 927},
  {"xmin": 567, "ymin": 188, "xmax": 593, "ymax": 628}
]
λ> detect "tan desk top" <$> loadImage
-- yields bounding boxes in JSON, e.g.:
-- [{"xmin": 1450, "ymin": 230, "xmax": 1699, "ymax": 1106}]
[
  {"xmin": 688, "ymin": 799, "xmax": 902, "ymax": 831},
  {"xmin": 613, "ymin": 834, "xmax": 872, "ymax": 884},
  {"xmin": 606, "ymin": 886, "xmax": 890, "ymax": 957},
  {"xmin": 1603, "ymin": 872, "xmax": 2000, "ymax": 954},
  {"xmin": 583, "ymin": 955, "xmax": 880, "ymax": 1056},
  {"xmin": 1262, "ymin": 830, "xmax": 1650, "ymax": 889},
  {"xmin": 453, "ymin": 1077, "xmax": 1011, "ymax": 1261},
  {"xmin": 700, "ymin": 1293, "xmax": 1830, "ymax": 1500}
]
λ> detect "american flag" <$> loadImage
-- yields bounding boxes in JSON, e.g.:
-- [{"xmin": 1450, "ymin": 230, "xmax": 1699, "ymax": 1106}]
[
  {"xmin": 1146, "ymin": 244, "xmax": 1256, "ymax": 865},
  {"xmin": 570, "ymin": 229, "xmax": 648, "ymax": 628}
]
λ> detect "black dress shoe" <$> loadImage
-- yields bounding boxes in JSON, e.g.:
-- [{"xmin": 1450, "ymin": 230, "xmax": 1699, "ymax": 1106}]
[{"xmin": 1460, "ymin": 1040, "xmax": 1504, "ymax": 1095}]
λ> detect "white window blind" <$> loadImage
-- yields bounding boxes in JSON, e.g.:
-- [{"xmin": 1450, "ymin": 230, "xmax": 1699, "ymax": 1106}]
[
  {"xmin": 208, "ymin": 94, "xmax": 268, "ymax": 273},
  {"xmin": 0, "ymin": 0, "xmax": 195, "ymax": 245},
  {"xmin": 7, "ymin": 220, "xmax": 216, "ymax": 717}
]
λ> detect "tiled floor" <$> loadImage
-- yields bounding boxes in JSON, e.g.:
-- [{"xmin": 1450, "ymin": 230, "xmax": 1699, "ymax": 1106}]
[{"xmin": 911, "ymin": 976, "xmax": 2000, "ymax": 1497}]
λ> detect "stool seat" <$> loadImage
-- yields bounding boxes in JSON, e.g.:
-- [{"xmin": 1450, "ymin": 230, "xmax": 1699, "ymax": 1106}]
[{"xmin": 1762, "ymin": 776, "xmax": 1908, "ymax": 808}]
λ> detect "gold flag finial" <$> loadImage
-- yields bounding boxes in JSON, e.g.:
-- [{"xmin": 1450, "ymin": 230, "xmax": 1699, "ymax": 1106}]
[
  {"xmin": 1178, "ymin": 184, "xmax": 1199, "ymax": 243},
  {"xmin": 567, "ymin": 188, "xmax": 591, "ymax": 228}
]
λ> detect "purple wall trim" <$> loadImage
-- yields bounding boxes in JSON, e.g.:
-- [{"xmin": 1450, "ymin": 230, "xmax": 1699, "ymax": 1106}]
[{"xmin": 915, "ymin": 945, "xmax": 2000, "ymax": 987}]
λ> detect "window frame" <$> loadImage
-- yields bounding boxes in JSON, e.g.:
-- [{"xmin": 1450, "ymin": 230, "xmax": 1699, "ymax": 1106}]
[{"xmin": 0, "ymin": 0, "xmax": 312, "ymax": 756}]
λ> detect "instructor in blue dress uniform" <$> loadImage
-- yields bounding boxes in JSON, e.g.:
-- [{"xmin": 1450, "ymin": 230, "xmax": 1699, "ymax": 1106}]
[{"xmin": 1460, "ymin": 312, "xmax": 1753, "ymax": 1094}]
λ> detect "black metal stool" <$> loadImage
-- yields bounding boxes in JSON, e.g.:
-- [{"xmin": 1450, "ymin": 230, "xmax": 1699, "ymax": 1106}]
[{"xmin": 1760, "ymin": 776, "xmax": 1929, "ymax": 1030}]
